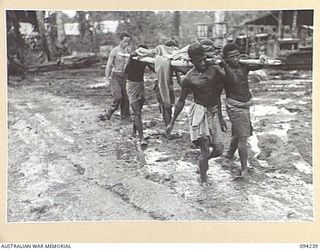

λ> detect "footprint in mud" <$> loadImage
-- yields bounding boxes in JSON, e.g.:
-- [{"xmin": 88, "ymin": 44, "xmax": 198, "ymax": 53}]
[
  {"xmin": 167, "ymin": 134, "xmax": 183, "ymax": 140},
  {"xmin": 144, "ymin": 133, "xmax": 166, "ymax": 140},
  {"xmin": 73, "ymin": 164, "xmax": 85, "ymax": 175},
  {"xmin": 229, "ymin": 167, "xmax": 256, "ymax": 181},
  {"xmin": 30, "ymin": 201, "xmax": 53, "ymax": 215}
]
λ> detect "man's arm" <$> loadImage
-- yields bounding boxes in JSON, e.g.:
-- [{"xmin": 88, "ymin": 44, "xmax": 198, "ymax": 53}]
[
  {"xmin": 175, "ymin": 71, "xmax": 182, "ymax": 87},
  {"xmin": 247, "ymin": 64, "xmax": 263, "ymax": 71},
  {"xmin": 105, "ymin": 49, "xmax": 115, "ymax": 84},
  {"xmin": 166, "ymin": 79, "xmax": 190, "ymax": 135},
  {"xmin": 124, "ymin": 51, "xmax": 138, "ymax": 73},
  {"xmin": 217, "ymin": 96, "xmax": 227, "ymax": 132},
  {"xmin": 247, "ymin": 55, "xmax": 268, "ymax": 71},
  {"xmin": 146, "ymin": 62, "xmax": 155, "ymax": 72},
  {"xmin": 212, "ymin": 65, "xmax": 227, "ymax": 81},
  {"xmin": 219, "ymin": 59, "xmax": 237, "ymax": 84}
]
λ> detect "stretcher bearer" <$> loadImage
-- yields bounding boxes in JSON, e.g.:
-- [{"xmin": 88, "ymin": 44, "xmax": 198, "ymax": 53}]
[
  {"xmin": 124, "ymin": 45, "xmax": 155, "ymax": 146},
  {"xmin": 101, "ymin": 32, "xmax": 131, "ymax": 120},
  {"xmin": 219, "ymin": 43, "xmax": 267, "ymax": 179},
  {"xmin": 166, "ymin": 43, "xmax": 227, "ymax": 183}
]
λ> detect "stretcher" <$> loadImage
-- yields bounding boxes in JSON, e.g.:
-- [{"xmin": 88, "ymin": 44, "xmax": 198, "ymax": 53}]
[{"xmin": 118, "ymin": 50, "xmax": 282, "ymax": 74}]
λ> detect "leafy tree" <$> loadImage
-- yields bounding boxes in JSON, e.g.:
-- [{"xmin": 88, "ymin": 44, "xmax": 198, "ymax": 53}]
[
  {"xmin": 114, "ymin": 11, "xmax": 172, "ymax": 48},
  {"xmin": 6, "ymin": 10, "xmax": 38, "ymax": 62}
]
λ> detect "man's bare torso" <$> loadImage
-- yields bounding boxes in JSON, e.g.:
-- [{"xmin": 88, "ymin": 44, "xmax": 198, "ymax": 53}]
[
  {"xmin": 184, "ymin": 65, "xmax": 224, "ymax": 108},
  {"xmin": 111, "ymin": 46, "xmax": 129, "ymax": 73},
  {"xmin": 224, "ymin": 64, "xmax": 251, "ymax": 102}
]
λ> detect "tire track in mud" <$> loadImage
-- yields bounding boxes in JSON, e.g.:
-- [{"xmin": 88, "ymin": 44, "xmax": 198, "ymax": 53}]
[
  {"xmin": 8, "ymin": 87, "xmax": 151, "ymax": 221},
  {"xmin": 7, "ymin": 68, "xmax": 313, "ymax": 222},
  {"xmin": 7, "ymin": 85, "xmax": 227, "ymax": 221}
]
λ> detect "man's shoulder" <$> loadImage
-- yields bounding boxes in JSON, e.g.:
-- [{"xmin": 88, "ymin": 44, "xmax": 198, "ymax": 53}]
[
  {"xmin": 226, "ymin": 63, "xmax": 247, "ymax": 71},
  {"xmin": 208, "ymin": 64, "xmax": 223, "ymax": 72},
  {"xmin": 109, "ymin": 48, "xmax": 116, "ymax": 57},
  {"xmin": 209, "ymin": 64, "xmax": 220, "ymax": 69},
  {"xmin": 111, "ymin": 46, "xmax": 120, "ymax": 53},
  {"xmin": 183, "ymin": 68, "xmax": 196, "ymax": 81},
  {"xmin": 239, "ymin": 63, "xmax": 249, "ymax": 69},
  {"xmin": 181, "ymin": 72, "xmax": 194, "ymax": 87}
]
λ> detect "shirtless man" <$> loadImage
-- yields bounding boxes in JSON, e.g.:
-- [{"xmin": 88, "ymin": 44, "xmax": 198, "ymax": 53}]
[
  {"xmin": 219, "ymin": 43, "xmax": 266, "ymax": 178},
  {"xmin": 101, "ymin": 32, "xmax": 131, "ymax": 120},
  {"xmin": 124, "ymin": 45, "xmax": 155, "ymax": 146},
  {"xmin": 166, "ymin": 43, "xmax": 227, "ymax": 183}
]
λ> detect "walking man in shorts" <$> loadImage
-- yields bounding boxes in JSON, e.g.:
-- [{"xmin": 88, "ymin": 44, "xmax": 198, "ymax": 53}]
[
  {"xmin": 219, "ymin": 43, "xmax": 267, "ymax": 178},
  {"xmin": 166, "ymin": 43, "xmax": 227, "ymax": 183},
  {"xmin": 124, "ymin": 45, "xmax": 155, "ymax": 146}
]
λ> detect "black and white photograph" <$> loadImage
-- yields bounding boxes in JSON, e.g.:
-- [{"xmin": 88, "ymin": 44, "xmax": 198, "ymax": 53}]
[{"xmin": 6, "ymin": 9, "xmax": 313, "ymax": 223}]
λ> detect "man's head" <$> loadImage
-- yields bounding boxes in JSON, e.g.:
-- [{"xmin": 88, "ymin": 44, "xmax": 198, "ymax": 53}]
[
  {"xmin": 187, "ymin": 43, "xmax": 208, "ymax": 73},
  {"xmin": 222, "ymin": 43, "xmax": 241, "ymax": 67},
  {"xmin": 164, "ymin": 39, "xmax": 178, "ymax": 47},
  {"xmin": 119, "ymin": 31, "xmax": 131, "ymax": 49},
  {"xmin": 138, "ymin": 44, "xmax": 148, "ymax": 50}
]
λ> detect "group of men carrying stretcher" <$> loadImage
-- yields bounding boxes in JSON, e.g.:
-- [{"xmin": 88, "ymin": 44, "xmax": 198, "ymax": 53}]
[{"xmin": 99, "ymin": 31, "xmax": 277, "ymax": 183}]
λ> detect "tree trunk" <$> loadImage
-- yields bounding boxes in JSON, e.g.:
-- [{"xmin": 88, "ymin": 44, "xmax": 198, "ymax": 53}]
[
  {"xmin": 278, "ymin": 11, "xmax": 283, "ymax": 38},
  {"xmin": 89, "ymin": 12, "xmax": 98, "ymax": 52},
  {"xmin": 77, "ymin": 11, "xmax": 87, "ymax": 40},
  {"xmin": 173, "ymin": 11, "xmax": 181, "ymax": 46},
  {"xmin": 36, "ymin": 11, "xmax": 51, "ymax": 61},
  {"xmin": 56, "ymin": 11, "xmax": 66, "ymax": 46},
  {"xmin": 292, "ymin": 10, "xmax": 298, "ymax": 37}
]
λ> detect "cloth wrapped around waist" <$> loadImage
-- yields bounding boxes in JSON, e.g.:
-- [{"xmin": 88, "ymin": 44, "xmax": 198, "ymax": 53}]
[
  {"xmin": 187, "ymin": 103, "xmax": 222, "ymax": 144},
  {"xmin": 226, "ymin": 98, "xmax": 253, "ymax": 137},
  {"xmin": 126, "ymin": 81, "xmax": 145, "ymax": 103},
  {"xmin": 226, "ymin": 97, "xmax": 254, "ymax": 109},
  {"xmin": 188, "ymin": 103, "xmax": 218, "ymax": 127}
]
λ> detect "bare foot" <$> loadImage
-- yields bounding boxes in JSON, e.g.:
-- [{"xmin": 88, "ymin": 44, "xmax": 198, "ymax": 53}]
[
  {"xmin": 131, "ymin": 132, "xmax": 137, "ymax": 138},
  {"xmin": 98, "ymin": 112, "xmax": 112, "ymax": 121},
  {"xmin": 231, "ymin": 168, "xmax": 248, "ymax": 181},
  {"xmin": 208, "ymin": 148, "xmax": 223, "ymax": 159},
  {"xmin": 241, "ymin": 168, "xmax": 248, "ymax": 177},
  {"xmin": 140, "ymin": 139, "xmax": 148, "ymax": 146},
  {"xmin": 221, "ymin": 157, "xmax": 233, "ymax": 168},
  {"xmin": 200, "ymin": 175, "xmax": 208, "ymax": 183},
  {"xmin": 201, "ymin": 180, "xmax": 212, "ymax": 187},
  {"xmin": 98, "ymin": 114, "xmax": 107, "ymax": 121}
]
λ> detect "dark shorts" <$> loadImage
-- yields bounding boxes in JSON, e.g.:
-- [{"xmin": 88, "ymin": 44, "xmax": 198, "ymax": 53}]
[
  {"xmin": 126, "ymin": 81, "xmax": 145, "ymax": 104},
  {"xmin": 227, "ymin": 105, "xmax": 253, "ymax": 138}
]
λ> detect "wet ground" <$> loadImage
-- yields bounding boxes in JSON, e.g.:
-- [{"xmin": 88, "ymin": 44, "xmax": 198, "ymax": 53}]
[{"xmin": 7, "ymin": 66, "xmax": 313, "ymax": 222}]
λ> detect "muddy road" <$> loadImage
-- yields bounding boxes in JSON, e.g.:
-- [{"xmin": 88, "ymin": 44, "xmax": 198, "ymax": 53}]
[{"xmin": 7, "ymin": 67, "xmax": 313, "ymax": 222}]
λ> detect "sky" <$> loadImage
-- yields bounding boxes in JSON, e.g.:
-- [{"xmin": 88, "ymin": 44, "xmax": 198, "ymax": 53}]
[{"xmin": 62, "ymin": 10, "xmax": 76, "ymax": 18}]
